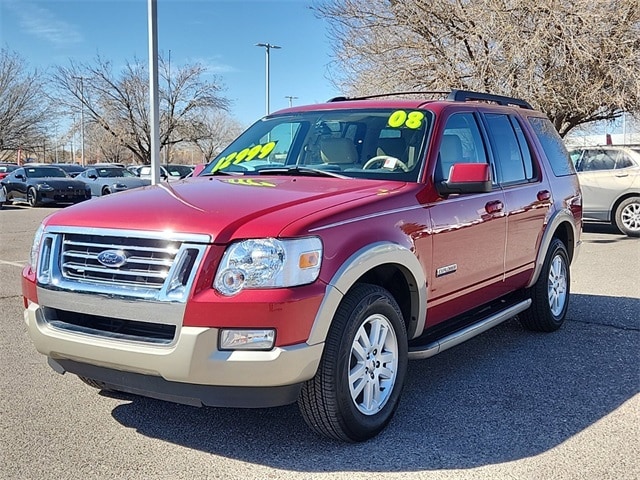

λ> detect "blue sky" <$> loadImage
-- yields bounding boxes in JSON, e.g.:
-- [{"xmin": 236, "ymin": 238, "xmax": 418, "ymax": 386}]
[{"xmin": 0, "ymin": 0, "xmax": 340, "ymax": 126}]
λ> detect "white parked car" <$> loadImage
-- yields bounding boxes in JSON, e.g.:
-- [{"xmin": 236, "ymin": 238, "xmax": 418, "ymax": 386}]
[{"xmin": 570, "ymin": 146, "xmax": 640, "ymax": 236}]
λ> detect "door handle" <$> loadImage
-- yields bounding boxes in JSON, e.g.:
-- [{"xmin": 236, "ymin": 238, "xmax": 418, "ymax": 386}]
[
  {"xmin": 485, "ymin": 200, "xmax": 503, "ymax": 214},
  {"xmin": 537, "ymin": 190, "xmax": 551, "ymax": 202}
]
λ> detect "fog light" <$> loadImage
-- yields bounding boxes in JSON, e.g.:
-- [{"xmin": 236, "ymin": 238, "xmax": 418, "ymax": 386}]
[{"xmin": 219, "ymin": 329, "xmax": 275, "ymax": 351}]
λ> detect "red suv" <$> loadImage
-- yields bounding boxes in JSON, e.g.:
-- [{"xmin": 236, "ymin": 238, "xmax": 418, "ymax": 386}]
[{"xmin": 22, "ymin": 90, "xmax": 581, "ymax": 442}]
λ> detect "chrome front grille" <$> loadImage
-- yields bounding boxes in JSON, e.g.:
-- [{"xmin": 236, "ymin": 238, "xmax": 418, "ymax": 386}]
[
  {"xmin": 37, "ymin": 227, "xmax": 210, "ymax": 302},
  {"xmin": 61, "ymin": 233, "xmax": 180, "ymax": 289}
]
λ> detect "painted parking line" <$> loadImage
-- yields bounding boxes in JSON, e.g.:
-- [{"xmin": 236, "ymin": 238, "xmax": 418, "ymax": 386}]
[{"xmin": 0, "ymin": 260, "xmax": 27, "ymax": 268}]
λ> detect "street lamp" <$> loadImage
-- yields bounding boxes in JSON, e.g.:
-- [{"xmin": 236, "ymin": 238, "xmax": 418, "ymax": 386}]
[
  {"xmin": 72, "ymin": 76, "xmax": 86, "ymax": 166},
  {"xmin": 285, "ymin": 95, "xmax": 298, "ymax": 108},
  {"xmin": 255, "ymin": 43, "xmax": 281, "ymax": 115}
]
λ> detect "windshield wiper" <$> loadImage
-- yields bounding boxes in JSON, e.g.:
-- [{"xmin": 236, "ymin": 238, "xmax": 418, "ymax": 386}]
[
  {"xmin": 257, "ymin": 166, "xmax": 346, "ymax": 178},
  {"xmin": 200, "ymin": 170, "xmax": 244, "ymax": 176}
]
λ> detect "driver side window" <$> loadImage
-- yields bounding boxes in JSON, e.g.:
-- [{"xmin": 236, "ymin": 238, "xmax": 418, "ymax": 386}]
[{"xmin": 435, "ymin": 113, "xmax": 488, "ymax": 182}]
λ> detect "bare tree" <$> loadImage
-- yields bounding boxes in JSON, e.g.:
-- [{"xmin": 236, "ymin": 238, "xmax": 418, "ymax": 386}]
[
  {"xmin": 0, "ymin": 48, "xmax": 51, "ymax": 161},
  {"xmin": 315, "ymin": 0, "xmax": 640, "ymax": 137},
  {"xmin": 51, "ymin": 54, "xmax": 230, "ymax": 164},
  {"xmin": 83, "ymin": 121, "xmax": 132, "ymax": 164},
  {"xmin": 180, "ymin": 112, "xmax": 245, "ymax": 162}
]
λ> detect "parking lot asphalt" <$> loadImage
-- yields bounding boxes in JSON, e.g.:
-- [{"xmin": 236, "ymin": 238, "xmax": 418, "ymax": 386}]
[{"xmin": 1, "ymin": 204, "xmax": 638, "ymax": 480}]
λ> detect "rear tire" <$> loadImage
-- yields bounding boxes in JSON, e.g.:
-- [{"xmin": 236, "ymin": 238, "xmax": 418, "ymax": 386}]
[
  {"xmin": 298, "ymin": 283, "xmax": 408, "ymax": 442},
  {"xmin": 614, "ymin": 197, "xmax": 640, "ymax": 237},
  {"xmin": 520, "ymin": 238, "xmax": 570, "ymax": 332}
]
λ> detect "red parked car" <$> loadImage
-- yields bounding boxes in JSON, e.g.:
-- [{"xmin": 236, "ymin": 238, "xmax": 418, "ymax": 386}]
[
  {"xmin": 0, "ymin": 162, "xmax": 18, "ymax": 180},
  {"xmin": 22, "ymin": 90, "xmax": 581, "ymax": 441}
]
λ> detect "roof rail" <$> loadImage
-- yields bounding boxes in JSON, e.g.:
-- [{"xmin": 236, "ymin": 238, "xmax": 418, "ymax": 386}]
[
  {"xmin": 327, "ymin": 91, "xmax": 449, "ymax": 102},
  {"xmin": 448, "ymin": 90, "xmax": 532, "ymax": 109},
  {"xmin": 326, "ymin": 90, "xmax": 533, "ymax": 109}
]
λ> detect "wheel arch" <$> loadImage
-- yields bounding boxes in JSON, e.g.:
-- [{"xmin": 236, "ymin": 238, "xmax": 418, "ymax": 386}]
[
  {"xmin": 307, "ymin": 242, "xmax": 427, "ymax": 346},
  {"xmin": 527, "ymin": 209, "xmax": 580, "ymax": 288},
  {"xmin": 610, "ymin": 193, "xmax": 640, "ymax": 225}
]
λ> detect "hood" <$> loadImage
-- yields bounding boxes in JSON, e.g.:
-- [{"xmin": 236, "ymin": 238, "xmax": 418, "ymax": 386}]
[
  {"xmin": 31, "ymin": 178, "xmax": 88, "ymax": 188},
  {"xmin": 45, "ymin": 176, "xmax": 407, "ymax": 243},
  {"xmin": 109, "ymin": 177, "xmax": 151, "ymax": 187}
]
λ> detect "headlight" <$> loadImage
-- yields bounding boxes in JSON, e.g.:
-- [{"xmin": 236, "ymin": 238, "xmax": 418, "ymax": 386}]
[
  {"xmin": 37, "ymin": 183, "xmax": 54, "ymax": 191},
  {"xmin": 30, "ymin": 223, "xmax": 45, "ymax": 269},
  {"xmin": 214, "ymin": 237, "xmax": 322, "ymax": 296}
]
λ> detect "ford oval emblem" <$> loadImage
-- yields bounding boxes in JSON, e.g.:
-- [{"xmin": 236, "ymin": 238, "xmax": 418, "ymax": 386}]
[{"xmin": 97, "ymin": 249, "xmax": 128, "ymax": 268}]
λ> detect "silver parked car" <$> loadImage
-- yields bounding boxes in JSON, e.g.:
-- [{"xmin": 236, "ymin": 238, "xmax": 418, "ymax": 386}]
[
  {"xmin": 136, "ymin": 164, "xmax": 194, "ymax": 182},
  {"xmin": 570, "ymin": 146, "xmax": 640, "ymax": 236},
  {"xmin": 77, "ymin": 166, "xmax": 151, "ymax": 197}
]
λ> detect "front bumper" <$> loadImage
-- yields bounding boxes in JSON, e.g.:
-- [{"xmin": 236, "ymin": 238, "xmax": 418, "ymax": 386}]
[
  {"xmin": 37, "ymin": 191, "xmax": 91, "ymax": 204},
  {"xmin": 24, "ymin": 300, "xmax": 324, "ymax": 407}
]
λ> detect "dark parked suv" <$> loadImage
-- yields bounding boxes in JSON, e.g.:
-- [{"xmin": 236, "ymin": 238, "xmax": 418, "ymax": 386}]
[{"xmin": 22, "ymin": 90, "xmax": 581, "ymax": 441}]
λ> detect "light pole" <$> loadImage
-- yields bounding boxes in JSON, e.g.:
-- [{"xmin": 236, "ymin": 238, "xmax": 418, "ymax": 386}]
[
  {"xmin": 72, "ymin": 76, "xmax": 86, "ymax": 166},
  {"xmin": 285, "ymin": 95, "xmax": 298, "ymax": 108},
  {"xmin": 285, "ymin": 96, "xmax": 298, "ymax": 141},
  {"xmin": 255, "ymin": 43, "xmax": 281, "ymax": 115},
  {"xmin": 147, "ymin": 0, "xmax": 161, "ymax": 185},
  {"xmin": 166, "ymin": 48, "xmax": 171, "ymax": 164}
]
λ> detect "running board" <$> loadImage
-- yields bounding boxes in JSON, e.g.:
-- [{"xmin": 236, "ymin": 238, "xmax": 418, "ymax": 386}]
[{"xmin": 408, "ymin": 299, "xmax": 532, "ymax": 360}]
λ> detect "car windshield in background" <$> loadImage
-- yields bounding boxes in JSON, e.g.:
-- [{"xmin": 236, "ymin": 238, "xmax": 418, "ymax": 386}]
[
  {"xmin": 97, "ymin": 167, "xmax": 136, "ymax": 178},
  {"xmin": 0, "ymin": 164, "xmax": 18, "ymax": 174},
  {"xmin": 165, "ymin": 165, "xmax": 193, "ymax": 178},
  {"xmin": 25, "ymin": 167, "xmax": 68, "ymax": 178},
  {"xmin": 201, "ymin": 109, "xmax": 433, "ymax": 182}
]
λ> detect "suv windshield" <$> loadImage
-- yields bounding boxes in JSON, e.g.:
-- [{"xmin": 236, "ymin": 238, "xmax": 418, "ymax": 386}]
[{"xmin": 202, "ymin": 109, "xmax": 432, "ymax": 181}]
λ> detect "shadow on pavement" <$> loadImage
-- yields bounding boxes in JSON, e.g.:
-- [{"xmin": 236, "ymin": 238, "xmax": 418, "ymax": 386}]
[{"xmin": 109, "ymin": 293, "xmax": 639, "ymax": 472}]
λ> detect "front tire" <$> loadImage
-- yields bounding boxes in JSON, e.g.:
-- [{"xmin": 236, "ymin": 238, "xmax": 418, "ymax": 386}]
[
  {"xmin": 298, "ymin": 284, "xmax": 408, "ymax": 442},
  {"xmin": 520, "ymin": 238, "xmax": 570, "ymax": 332},
  {"xmin": 101, "ymin": 186, "xmax": 111, "ymax": 196},
  {"xmin": 27, "ymin": 187, "xmax": 39, "ymax": 207},
  {"xmin": 614, "ymin": 197, "xmax": 640, "ymax": 237}
]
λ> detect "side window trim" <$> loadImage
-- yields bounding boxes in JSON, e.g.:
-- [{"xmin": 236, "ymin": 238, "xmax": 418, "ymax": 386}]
[
  {"xmin": 435, "ymin": 110, "xmax": 497, "ymax": 188},
  {"xmin": 509, "ymin": 115, "xmax": 538, "ymax": 181},
  {"xmin": 480, "ymin": 112, "xmax": 536, "ymax": 186},
  {"xmin": 473, "ymin": 111, "xmax": 499, "ymax": 187}
]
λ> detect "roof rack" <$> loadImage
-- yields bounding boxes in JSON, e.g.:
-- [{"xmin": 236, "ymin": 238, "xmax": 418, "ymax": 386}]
[
  {"xmin": 327, "ymin": 89, "xmax": 533, "ymax": 109},
  {"xmin": 448, "ymin": 90, "xmax": 532, "ymax": 109},
  {"xmin": 327, "ymin": 91, "xmax": 449, "ymax": 102}
]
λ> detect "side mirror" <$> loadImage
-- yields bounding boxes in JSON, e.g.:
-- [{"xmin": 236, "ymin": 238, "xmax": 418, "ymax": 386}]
[
  {"xmin": 437, "ymin": 163, "xmax": 492, "ymax": 195},
  {"xmin": 88, "ymin": 174, "xmax": 98, "ymax": 180},
  {"xmin": 16, "ymin": 174, "xmax": 25, "ymax": 180}
]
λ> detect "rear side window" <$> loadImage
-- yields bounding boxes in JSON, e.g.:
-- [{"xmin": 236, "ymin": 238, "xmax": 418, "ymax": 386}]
[
  {"xmin": 612, "ymin": 151, "xmax": 636, "ymax": 169},
  {"xmin": 576, "ymin": 149, "xmax": 639, "ymax": 172},
  {"xmin": 484, "ymin": 113, "xmax": 535, "ymax": 184},
  {"xmin": 528, "ymin": 117, "xmax": 575, "ymax": 176},
  {"xmin": 575, "ymin": 149, "xmax": 616, "ymax": 172}
]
